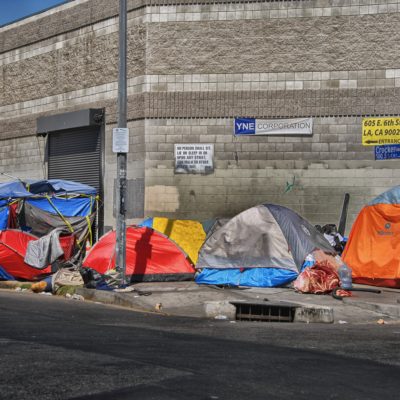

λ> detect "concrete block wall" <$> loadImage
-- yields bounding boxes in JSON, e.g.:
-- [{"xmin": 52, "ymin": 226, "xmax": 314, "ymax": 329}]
[
  {"xmin": 1, "ymin": 0, "xmax": 400, "ymax": 232},
  {"xmin": 0, "ymin": 135, "xmax": 46, "ymax": 181},
  {"xmin": 144, "ymin": 117, "xmax": 399, "ymax": 229}
]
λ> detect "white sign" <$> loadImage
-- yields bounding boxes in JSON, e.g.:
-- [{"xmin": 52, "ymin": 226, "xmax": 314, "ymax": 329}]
[
  {"xmin": 112, "ymin": 128, "xmax": 129, "ymax": 153},
  {"xmin": 174, "ymin": 144, "xmax": 214, "ymax": 174},
  {"xmin": 234, "ymin": 117, "xmax": 313, "ymax": 136}
]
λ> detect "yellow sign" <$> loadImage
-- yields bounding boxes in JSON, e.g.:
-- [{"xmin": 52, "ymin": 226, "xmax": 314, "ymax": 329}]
[{"xmin": 362, "ymin": 117, "xmax": 400, "ymax": 146}]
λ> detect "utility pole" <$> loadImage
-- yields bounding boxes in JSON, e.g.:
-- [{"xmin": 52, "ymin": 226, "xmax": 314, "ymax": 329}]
[{"xmin": 115, "ymin": 0, "xmax": 128, "ymax": 286}]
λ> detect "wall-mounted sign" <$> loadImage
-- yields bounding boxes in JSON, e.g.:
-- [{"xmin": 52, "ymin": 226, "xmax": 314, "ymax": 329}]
[
  {"xmin": 174, "ymin": 144, "xmax": 214, "ymax": 174},
  {"xmin": 234, "ymin": 117, "xmax": 313, "ymax": 136},
  {"xmin": 362, "ymin": 117, "xmax": 400, "ymax": 146},
  {"xmin": 112, "ymin": 127, "xmax": 129, "ymax": 153},
  {"xmin": 375, "ymin": 145, "xmax": 400, "ymax": 160}
]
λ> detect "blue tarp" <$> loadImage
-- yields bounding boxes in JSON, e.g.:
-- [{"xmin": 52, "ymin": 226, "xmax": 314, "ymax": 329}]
[
  {"xmin": 0, "ymin": 265, "xmax": 15, "ymax": 281},
  {"xmin": 195, "ymin": 267, "xmax": 298, "ymax": 287},
  {"xmin": 369, "ymin": 186, "xmax": 400, "ymax": 205},
  {"xmin": 0, "ymin": 181, "xmax": 32, "ymax": 199},
  {"xmin": 28, "ymin": 179, "xmax": 97, "ymax": 195},
  {"xmin": 139, "ymin": 217, "xmax": 153, "ymax": 228},
  {"xmin": 0, "ymin": 204, "xmax": 9, "ymax": 230},
  {"xmin": 26, "ymin": 197, "xmax": 93, "ymax": 217}
]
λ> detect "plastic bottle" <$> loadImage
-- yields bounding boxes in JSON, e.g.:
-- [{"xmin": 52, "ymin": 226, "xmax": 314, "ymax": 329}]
[{"xmin": 338, "ymin": 263, "xmax": 352, "ymax": 289}]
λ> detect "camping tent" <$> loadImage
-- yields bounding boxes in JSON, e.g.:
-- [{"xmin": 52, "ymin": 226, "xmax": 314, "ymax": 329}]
[
  {"xmin": 195, "ymin": 204, "xmax": 336, "ymax": 287},
  {"xmin": 83, "ymin": 226, "xmax": 195, "ymax": 282},
  {"xmin": 140, "ymin": 217, "xmax": 206, "ymax": 264},
  {"xmin": 0, "ymin": 230, "xmax": 51, "ymax": 280},
  {"xmin": 342, "ymin": 186, "xmax": 400, "ymax": 288}
]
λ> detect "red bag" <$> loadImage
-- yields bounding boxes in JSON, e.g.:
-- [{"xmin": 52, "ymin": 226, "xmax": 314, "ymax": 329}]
[{"xmin": 294, "ymin": 260, "xmax": 340, "ymax": 294}]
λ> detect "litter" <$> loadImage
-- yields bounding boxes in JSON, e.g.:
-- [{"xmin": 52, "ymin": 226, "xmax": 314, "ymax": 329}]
[
  {"xmin": 214, "ymin": 315, "xmax": 228, "ymax": 320},
  {"xmin": 65, "ymin": 293, "xmax": 84, "ymax": 301}
]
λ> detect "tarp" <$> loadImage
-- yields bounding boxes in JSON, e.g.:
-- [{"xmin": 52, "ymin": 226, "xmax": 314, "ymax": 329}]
[
  {"xmin": 0, "ymin": 181, "xmax": 32, "ymax": 199},
  {"xmin": 26, "ymin": 197, "xmax": 93, "ymax": 217},
  {"xmin": 342, "ymin": 187, "xmax": 400, "ymax": 288},
  {"xmin": 142, "ymin": 217, "xmax": 206, "ymax": 264},
  {"xmin": 0, "ymin": 201, "xmax": 9, "ymax": 230},
  {"xmin": 22, "ymin": 201, "xmax": 94, "ymax": 242},
  {"xmin": 195, "ymin": 267, "xmax": 298, "ymax": 288},
  {"xmin": 83, "ymin": 226, "xmax": 195, "ymax": 282},
  {"xmin": 0, "ymin": 230, "xmax": 51, "ymax": 280},
  {"xmin": 196, "ymin": 204, "xmax": 336, "ymax": 287},
  {"xmin": 27, "ymin": 179, "xmax": 97, "ymax": 195}
]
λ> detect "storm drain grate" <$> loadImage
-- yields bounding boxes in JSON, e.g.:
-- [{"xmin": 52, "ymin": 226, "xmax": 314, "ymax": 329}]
[{"xmin": 231, "ymin": 302, "xmax": 297, "ymax": 322}]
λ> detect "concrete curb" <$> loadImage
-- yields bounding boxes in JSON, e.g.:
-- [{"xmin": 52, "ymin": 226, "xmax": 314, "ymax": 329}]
[
  {"xmin": 75, "ymin": 288, "xmax": 156, "ymax": 313},
  {"xmin": 342, "ymin": 298, "xmax": 400, "ymax": 319},
  {"xmin": 293, "ymin": 305, "xmax": 334, "ymax": 323}
]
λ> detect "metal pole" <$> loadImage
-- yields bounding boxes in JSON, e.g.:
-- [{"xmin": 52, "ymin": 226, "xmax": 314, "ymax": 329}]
[{"xmin": 115, "ymin": 0, "xmax": 127, "ymax": 286}]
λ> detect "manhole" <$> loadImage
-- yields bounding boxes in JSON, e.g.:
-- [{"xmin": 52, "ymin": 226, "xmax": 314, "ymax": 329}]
[{"xmin": 230, "ymin": 301, "xmax": 298, "ymax": 322}]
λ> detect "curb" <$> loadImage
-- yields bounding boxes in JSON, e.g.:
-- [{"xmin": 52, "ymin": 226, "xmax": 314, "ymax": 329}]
[
  {"xmin": 342, "ymin": 298, "xmax": 400, "ymax": 319},
  {"xmin": 75, "ymin": 288, "xmax": 153, "ymax": 313},
  {"xmin": 76, "ymin": 289, "xmax": 335, "ymax": 323}
]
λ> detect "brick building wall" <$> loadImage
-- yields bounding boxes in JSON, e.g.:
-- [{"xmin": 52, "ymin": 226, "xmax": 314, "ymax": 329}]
[{"xmin": 1, "ymin": 0, "xmax": 400, "ymax": 232}]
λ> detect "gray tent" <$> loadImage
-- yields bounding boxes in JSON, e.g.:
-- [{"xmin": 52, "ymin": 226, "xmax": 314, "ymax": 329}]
[{"xmin": 195, "ymin": 204, "xmax": 335, "ymax": 287}]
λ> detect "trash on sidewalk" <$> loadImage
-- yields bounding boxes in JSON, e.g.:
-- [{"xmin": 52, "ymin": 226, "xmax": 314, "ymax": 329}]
[
  {"xmin": 52, "ymin": 268, "xmax": 84, "ymax": 292},
  {"xmin": 31, "ymin": 281, "xmax": 47, "ymax": 293},
  {"xmin": 155, "ymin": 303, "xmax": 162, "ymax": 312},
  {"xmin": 214, "ymin": 315, "xmax": 228, "ymax": 320},
  {"xmin": 377, "ymin": 319, "xmax": 386, "ymax": 325},
  {"xmin": 315, "ymin": 224, "xmax": 347, "ymax": 255},
  {"xmin": 65, "ymin": 293, "xmax": 84, "ymax": 301}
]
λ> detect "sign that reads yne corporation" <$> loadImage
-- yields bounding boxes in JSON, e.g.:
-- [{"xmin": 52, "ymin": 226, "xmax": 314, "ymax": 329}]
[
  {"xmin": 234, "ymin": 118, "xmax": 313, "ymax": 136},
  {"xmin": 362, "ymin": 117, "xmax": 400, "ymax": 146},
  {"xmin": 174, "ymin": 144, "xmax": 214, "ymax": 174}
]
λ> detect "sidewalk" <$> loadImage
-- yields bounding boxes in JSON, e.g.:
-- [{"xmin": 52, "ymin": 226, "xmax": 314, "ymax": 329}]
[
  {"xmin": 2, "ymin": 280, "xmax": 399, "ymax": 324},
  {"xmin": 74, "ymin": 282, "xmax": 400, "ymax": 324}
]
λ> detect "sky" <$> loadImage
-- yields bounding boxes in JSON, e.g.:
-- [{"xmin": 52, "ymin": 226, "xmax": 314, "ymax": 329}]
[{"xmin": 0, "ymin": 0, "xmax": 68, "ymax": 26}]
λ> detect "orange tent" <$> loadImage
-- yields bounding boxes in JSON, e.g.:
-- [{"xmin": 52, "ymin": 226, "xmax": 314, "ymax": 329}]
[{"xmin": 342, "ymin": 187, "xmax": 400, "ymax": 288}]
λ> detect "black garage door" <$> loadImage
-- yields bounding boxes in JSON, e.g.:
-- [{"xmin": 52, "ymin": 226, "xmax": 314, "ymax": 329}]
[
  {"xmin": 48, "ymin": 127, "xmax": 103, "ymax": 236},
  {"xmin": 48, "ymin": 127, "xmax": 101, "ymax": 192}
]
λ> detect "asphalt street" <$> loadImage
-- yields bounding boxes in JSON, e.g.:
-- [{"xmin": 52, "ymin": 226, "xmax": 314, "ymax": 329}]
[{"xmin": 0, "ymin": 290, "xmax": 399, "ymax": 400}]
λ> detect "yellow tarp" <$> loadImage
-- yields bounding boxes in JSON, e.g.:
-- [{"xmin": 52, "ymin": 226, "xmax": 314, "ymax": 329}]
[{"xmin": 153, "ymin": 217, "xmax": 206, "ymax": 264}]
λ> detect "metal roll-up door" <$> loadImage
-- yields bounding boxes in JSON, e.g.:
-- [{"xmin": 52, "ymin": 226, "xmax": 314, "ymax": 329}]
[
  {"xmin": 48, "ymin": 127, "xmax": 103, "ymax": 237},
  {"xmin": 48, "ymin": 127, "xmax": 101, "ymax": 191}
]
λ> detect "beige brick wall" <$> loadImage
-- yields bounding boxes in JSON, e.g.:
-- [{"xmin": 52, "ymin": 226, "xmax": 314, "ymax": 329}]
[
  {"xmin": 0, "ymin": 136, "xmax": 46, "ymax": 181},
  {"xmin": 144, "ymin": 117, "xmax": 399, "ymax": 233},
  {"xmin": 1, "ymin": 0, "xmax": 400, "ymax": 231}
]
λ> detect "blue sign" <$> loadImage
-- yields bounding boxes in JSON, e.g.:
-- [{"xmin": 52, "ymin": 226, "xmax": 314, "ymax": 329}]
[
  {"xmin": 234, "ymin": 118, "xmax": 256, "ymax": 135},
  {"xmin": 375, "ymin": 145, "xmax": 400, "ymax": 160}
]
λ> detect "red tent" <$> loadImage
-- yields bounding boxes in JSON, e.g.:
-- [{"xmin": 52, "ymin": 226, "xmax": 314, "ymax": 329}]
[
  {"xmin": 0, "ymin": 230, "xmax": 51, "ymax": 280},
  {"xmin": 83, "ymin": 226, "xmax": 195, "ymax": 282}
]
